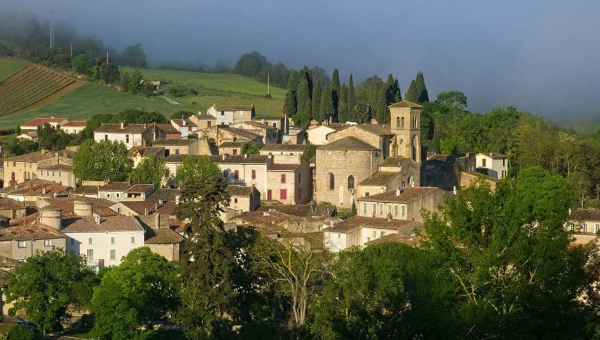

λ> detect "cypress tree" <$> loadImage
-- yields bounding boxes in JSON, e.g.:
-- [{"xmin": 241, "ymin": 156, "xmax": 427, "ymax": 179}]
[
  {"xmin": 415, "ymin": 71, "xmax": 429, "ymax": 103},
  {"xmin": 405, "ymin": 79, "xmax": 419, "ymax": 103},
  {"xmin": 313, "ymin": 79, "xmax": 322, "ymax": 117},
  {"xmin": 370, "ymin": 81, "xmax": 381, "ymax": 122},
  {"xmin": 377, "ymin": 83, "xmax": 390, "ymax": 124},
  {"xmin": 287, "ymin": 70, "xmax": 299, "ymax": 91},
  {"xmin": 296, "ymin": 78, "xmax": 310, "ymax": 116},
  {"xmin": 283, "ymin": 90, "xmax": 297, "ymax": 116},
  {"xmin": 319, "ymin": 86, "xmax": 335, "ymax": 123},
  {"xmin": 347, "ymin": 74, "xmax": 355, "ymax": 121},
  {"xmin": 338, "ymin": 84, "xmax": 348, "ymax": 123},
  {"xmin": 298, "ymin": 65, "xmax": 313, "ymax": 95},
  {"xmin": 331, "ymin": 69, "xmax": 341, "ymax": 117},
  {"xmin": 305, "ymin": 99, "xmax": 313, "ymax": 121}
]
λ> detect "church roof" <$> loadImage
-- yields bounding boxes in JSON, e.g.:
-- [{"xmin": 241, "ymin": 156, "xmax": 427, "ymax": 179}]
[
  {"xmin": 388, "ymin": 100, "xmax": 423, "ymax": 108},
  {"xmin": 318, "ymin": 137, "xmax": 379, "ymax": 151}
]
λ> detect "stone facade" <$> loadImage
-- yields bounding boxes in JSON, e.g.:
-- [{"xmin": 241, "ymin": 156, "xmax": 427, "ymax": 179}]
[{"xmin": 389, "ymin": 101, "xmax": 422, "ymax": 164}]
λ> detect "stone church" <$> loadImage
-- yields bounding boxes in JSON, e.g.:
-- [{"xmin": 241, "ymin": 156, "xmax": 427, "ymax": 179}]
[{"xmin": 315, "ymin": 100, "xmax": 422, "ymax": 207}]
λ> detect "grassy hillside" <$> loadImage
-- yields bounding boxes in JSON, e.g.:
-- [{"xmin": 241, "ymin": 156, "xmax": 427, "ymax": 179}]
[{"xmin": 0, "ymin": 57, "xmax": 30, "ymax": 82}]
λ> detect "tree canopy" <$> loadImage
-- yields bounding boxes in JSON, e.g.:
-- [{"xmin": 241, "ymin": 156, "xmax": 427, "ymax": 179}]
[{"xmin": 73, "ymin": 140, "xmax": 132, "ymax": 182}]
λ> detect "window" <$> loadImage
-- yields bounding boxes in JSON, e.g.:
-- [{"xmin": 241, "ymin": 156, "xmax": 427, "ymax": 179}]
[
  {"xmin": 106, "ymin": 193, "xmax": 111, "ymax": 198},
  {"xmin": 17, "ymin": 241, "xmax": 26, "ymax": 248},
  {"xmin": 223, "ymin": 170, "xmax": 229, "ymax": 177},
  {"xmin": 175, "ymin": 149, "xmax": 180, "ymax": 155},
  {"xmin": 348, "ymin": 176, "xmax": 355, "ymax": 190},
  {"xmin": 298, "ymin": 173, "xmax": 301, "ymax": 183},
  {"xmin": 87, "ymin": 249, "xmax": 94, "ymax": 261},
  {"xmin": 401, "ymin": 205, "xmax": 406, "ymax": 216},
  {"xmin": 379, "ymin": 204, "xmax": 384, "ymax": 215},
  {"xmin": 394, "ymin": 205, "xmax": 398, "ymax": 216},
  {"xmin": 372, "ymin": 203, "xmax": 376, "ymax": 215},
  {"xmin": 482, "ymin": 159, "xmax": 487, "ymax": 167},
  {"xmin": 104, "ymin": 134, "xmax": 108, "ymax": 141},
  {"xmin": 233, "ymin": 149, "xmax": 237, "ymax": 155},
  {"xmin": 365, "ymin": 192, "xmax": 369, "ymax": 196},
  {"xmin": 388, "ymin": 205, "xmax": 392, "ymax": 215},
  {"xmin": 44, "ymin": 239, "xmax": 52, "ymax": 247},
  {"xmin": 363, "ymin": 203, "xmax": 367, "ymax": 214},
  {"xmin": 88, "ymin": 238, "xmax": 93, "ymax": 245},
  {"xmin": 281, "ymin": 174, "xmax": 286, "ymax": 183},
  {"xmin": 116, "ymin": 193, "xmax": 120, "ymax": 198},
  {"xmin": 126, "ymin": 135, "xmax": 129, "ymax": 143},
  {"xmin": 267, "ymin": 190, "xmax": 272, "ymax": 200},
  {"xmin": 503, "ymin": 159, "xmax": 506, "ymax": 167},
  {"xmin": 396, "ymin": 116, "xmax": 401, "ymax": 128},
  {"xmin": 273, "ymin": 123, "xmax": 277, "ymax": 127},
  {"xmin": 401, "ymin": 117, "xmax": 405, "ymax": 128},
  {"xmin": 131, "ymin": 236, "xmax": 135, "ymax": 244},
  {"xmin": 221, "ymin": 111, "xmax": 225, "ymax": 116},
  {"xmin": 111, "ymin": 237, "xmax": 115, "ymax": 244},
  {"xmin": 252, "ymin": 170, "xmax": 256, "ymax": 179},
  {"xmin": 234, "ymin": 170, "xmax": 239, "ymax": 179},
  {"xmin": 280, "ymin": 189, "xmax": 287, "ymax": 200},
  {"xmin": 583, "ymin": 224, "xmax": 588, "ymax": 232},
  {"xmin": 207, "ymin": 121, "xmax": 212, "ymax": 127},
  {"xmin": 110, "ymin": 249, "xmax": 116, "ymax": 260},
  {"xmin": 234, "ymin": 198, "xmax": 238, "ymax": 203},
  {"xmin": 70, "ymin": 238, "xmax": 74, "ymax": 245},
  {"xmin": 328, "ymin": 173, "xmax": 335, "ymax": 190}
]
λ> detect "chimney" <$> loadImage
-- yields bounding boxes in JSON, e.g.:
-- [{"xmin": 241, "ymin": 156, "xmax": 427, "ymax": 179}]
[
  {"xmin": 489, "ymin": 152, "xmax": 493, "ymax": 157},
  {"xmin": 396, "ymin": 187, "xmax": 401, "ymax": 196},
  {"xmin": 222, "ymin": 154, "xmax": 227, "ymax": 160},
  {"xmin": 158, "ymin": 199, "xmax": 164, "ymax": 205},
  {"xmin": 380, "ymin": 187, "xmax": 385, "ymax": 193},
  {"xmin": 94, "ymin": 216, "xmax": 101, "ymax": 225},
  {"xmin": 120, "ymin": 122, "xmax": 124, "ymax": 129},
  {"xmin": 453, "ymin": 186, "xmax": 457, "ymax": 195},
  {"xmin": 244, "ymin": 153, "xmax": 248, "ymax": 159},
  {"xmin": 144, "ymin": 208, "xmax": 148, "ymax": 215},
  {"xmin": 155, "ymin": 213, "xmax": 161, "ymax": 229},
  {"xmin": 42, "ymin": 187, "xmax": 46, "ymax": 195}
]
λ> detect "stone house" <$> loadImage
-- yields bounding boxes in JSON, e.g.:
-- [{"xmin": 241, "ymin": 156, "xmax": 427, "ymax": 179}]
[
  {"xmin": 110, "ymin": 201, "xmax": 158, "ymax": 216},
  {"xmin": 206, "ymin": 103, "xmax": 255, "ymax": 126},
  {"xmin": 219, "ymin": 142, "xmax": 244, "ymax": 156},
  {"xmin": 357, "ymin": 157, "xmax": 421, "ymax": 197},
  {"xmin": 0, "ymin": 223, "xmax": 67, "ymax": 261},
  {"xmin": 155, "ymin": 124, "xmax": 182, "ymax": 140},
  {"xmin": 323, "ymin": 216, "xmax": 422, "ymax": 252},
  {"xmin": 138, "ymin": 214, "xmax": 184, "ymax": 261},
  {"xmin": 129, "ymin": 146, "xmax": 166, "ymax": 168},
  {"xmin": 201, "ymin": 126, "xmax": 263, "ymax": 146},
  {"xmin": 36, "ymin": 163, "xmax": 75, "ymax": 187},
  {"xmin": 307, "ymin": 124, "xmax": 345, "ymax": 145},
  {"xmin": 266, "ymin": 154, "xmax": 311, "ymax": 204},
  {"xmin": 567, "ymin": 209, "xmax": 600, "ymax": 245},
  {"xmin": 260, "ymin": 144, "xmax": 305, "ymax": 156},
  {"xmin": 356, "ymin": 187, "xmax": 447, "ymax": 223},
  {"xmin": 3, "ymin": 149, "xmax": 71, "ymax": 186},
  {"xmin": 3, "ymin": 181, "xmax": 71, "ymax": 202},
  {"xmin": 170, "ymin": 118, "xmax": 198, "ymax": 137},
  {"xmin": 283, "ymin": 129, "xmax": 306, "ymax": 145},
  {"xmin": 94, "ymin": 123, "xmax": 155, "ymax": 149},
  {"xmin": 230, "ymin": 121, "xmax": 279, "ymax": 144},
  {"xmin": 153, "ymin": 138, "xmax": 199, "ymax": 156},
  {"xmin": 255, "ymin": 115, "xmax": 288, "ymax": 133},
  {"xmin": 188, "ymin": 113, "xmax": 216, "ymax": 130},
  {"xmin": 315, "ymin": 136, "xmax": 383, "ymax": 207},
  {"xmin": 460, "ymin": 171, "xmax": 499, "ymax": 191},
  {"xmin": 476, "ymin": 152, "xmax": 509, "ymax": 179},
  {"xmin": 20, "ymin": 117, "xmax": 68, "ymax": 132},
  {"xmin": 0, "ymin": 198, "xmax": 26, "ymax": 221},
  {"xmin": 221, "ymin": 185, "xmax": 260, "ymax": 222},
  {"xmin": 255, "ymin": 204, "xmax": 337, "ymax": 233}
]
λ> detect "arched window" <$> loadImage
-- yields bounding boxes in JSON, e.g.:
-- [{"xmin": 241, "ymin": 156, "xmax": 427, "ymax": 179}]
[
  {"xmin": 328, "ymin": 173, "xmax": 335, "ymax": 190},
  {"xmin": 396, "ymin": 116, "xmax": 400, "ymax": 128},
  {"xmin": 401, "ymin": 117, "xmax": 405, "ymax": 128},
  {"xmin": 348, "ymin": 176, "xmax": 355, "ymax": 190}
]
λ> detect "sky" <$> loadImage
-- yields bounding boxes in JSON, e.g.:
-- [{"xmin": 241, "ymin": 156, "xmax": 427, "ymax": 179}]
[{"xmin": 2, "ymin": 0, "xmax": 600, "ymax": 121}]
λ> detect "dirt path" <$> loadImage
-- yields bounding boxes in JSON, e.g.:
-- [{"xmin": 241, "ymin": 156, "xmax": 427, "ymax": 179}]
[{"xmin": 159, "ymin": 95, "xmax": 180, "ymax": 105}]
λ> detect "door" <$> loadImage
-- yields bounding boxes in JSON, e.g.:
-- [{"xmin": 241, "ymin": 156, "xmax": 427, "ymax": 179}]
[
  {"xmin": 267, "ymin": 190, "xmax": 272, "ymax": 200},
  {"xmin": 86, "ymin": 249, "xmax": 94, "ymax": 262}
]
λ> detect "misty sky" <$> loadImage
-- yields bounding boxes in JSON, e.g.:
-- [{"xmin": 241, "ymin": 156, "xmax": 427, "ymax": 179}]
[{"xmin": 2, "ymin": 0, "xmax": 600, "ymax": 121}]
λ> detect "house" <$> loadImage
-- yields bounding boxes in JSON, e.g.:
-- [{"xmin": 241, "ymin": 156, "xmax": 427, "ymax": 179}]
[
  {"xmin": 357, "ymin": 157, "xmax": 421, "ymax": 197},
  {"xmin": 97, "ymin": 182, "xmax": 132, "ymax": 201},
  {"xmin": 110, "ymin": 201, "xmax": 159, "ymax": 216},
  {"xmin": 61, "ymin": 121, "xmax": 87, "ymax": 134},
  {"xmin": 230, "ymin": 121, "xmax": 279, "ymax": 144},
  {"xmin": 20, "ymin": 117, "xmax": 68, "ymax": 132},
  {"xmin": 201, "ymin": 126, "xmax": 263, "ymax": 146},
  {"xmin": 170, "ymin": 118, "xmax": 198, "ymax": 137},
  {"xmin": 17, "ymin": 132, "xmax": 38, "ymax": 142},
  {"xmin": 63, "ymin": 214, "xmax": 146, "ymax": 269},
  {"xmin": 3, "ymin": 149, "xmax": 72, "ymax": 186},
  {"xmin": 94, "ymin": 123, "xmax": 155, "ymax": 149},
  {"xmin": 307, "ymin": 124, "xmax": 345, "ymax": 145},
  {"xmin": 221, "ymin": 185, "xmax": 260, "ymax": 222},
  {"xmin": 153, "ymin": 138, "xmax": 199, "ymax": 156},
  {"xmin": 36, "ymin": 162, "xmax": 76, "ymax": 187},
  {"xmin": 0, "ymin": 198, "xmax": 26, "ymax": 221},
  {"xmin": 155, "ymin": 124, "xmax": 182, "ymax": 140},
  {"xmin": 356, "ymin": 187, "xmax": 447, "ymax": 223},
  {"xmin": 567, "ymin": 209, "xmax": 600, "ymax": 245},
  {"xmin": 129, "ymin": 146, "xmax": 166, "ymax": 168},
  {"xmin": 259, "ymin": 144, "xmax": 305, "ymax": 156},
  {"xmin": 206, "ymin": 103, "xmax": 255, "ymax": 126},
  {"xmin": 255, "ymin": 204, "xmax": 338, "ymax": 232},
  {"xmin": 255, "ymin": 115, "xmax": 287, "ymax": 133},
  {"xmin": 219, "ymin": 142, "xmax": 244, "ymax": 156},
  {"xmin": 138, "ymin": 214, "xmax": 184, "ymax": 261},
  {"xmin": 1, "ymin": 180, "xmax": 71, "ymax": 202},
  {"xmin": 460, "ymin": 171, "xmax": 499, "ymax": 191},
  {"xmin": 476, "ymin": 152, "xmax": 509, "ymax": 179},
  {"xmin": 266, "ymin": 154, "xmax": 311, "ymax": 204},
  {"xmin": 315, "ymin": 137, "xmax": 382, "ymax": 207},
  {"xmin": 283, "ymin": 129, "xmax": 306, "ymax": 145},
  {"xmin": 188, "ymin": 113, "xmax": 216, "ymax": 130},
  {"xmin": 0, "ymin": 223, "xmax": 67, "ymax": 261},
  {"xmin": 323, "ymin": 216, "xmax": 422, "ymax": 252},
  {"xmin": 146, "ymin": 188, "xmax": 179, "ymax": 203}
]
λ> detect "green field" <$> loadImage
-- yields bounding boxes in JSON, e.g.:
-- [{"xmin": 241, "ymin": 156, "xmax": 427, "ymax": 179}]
[
  {"xmin": 0, "ymin": 59, "xmax": 285, "ymax": 128},
  {"xmin": 0, "ymin": 57, "xmax": 30, "ymax": 81}
]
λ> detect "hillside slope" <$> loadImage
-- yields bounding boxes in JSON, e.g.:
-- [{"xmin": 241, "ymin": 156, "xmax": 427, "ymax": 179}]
[{"xmin": 0, "ymin": 57, "xmax": 30, "ymax": 82}]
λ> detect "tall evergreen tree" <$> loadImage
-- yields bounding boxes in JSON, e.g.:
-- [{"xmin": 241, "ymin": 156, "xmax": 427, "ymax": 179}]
[
  {"xmin": 296, "ymin": 78, "xmax": 310, "ymax": 116},
  {"xmin": 298, "ymin": 65, "xmax": 313, "ymax": 95},
  {"xmin": 313, "ymin": 79, "xmax": 323, "ymax": 120},
  {"xmin": 319, "ymin": 86, "xmax": 335, "ymax": 123},
  {"xmin": 370, "ymin": 81, "xmax": 381, "ymax": 122},
  {"xmin": 305, "ymin": 99, "xmax": 313, "ymax": 121},
  {"xmin": 347, "ymin": 74, "xmax": 356, "ymax": 121},
  {"xmin": 331, "ymin": 69, "xmax": 340, "ymax": 95},
  {"xmin": 385, "ymin": 74, "xmax": 401, "ymax": 104},
  {"xmin": 338, "ymin": 84, "xmax": 349, "ymax": 123},
  {"xmin": 405, "ymin": 79, "xmax": 419, "ymax": 103},
  {"xmin": 415, "ymin": 71, "xmax": 429, "ymax": 103},
  {"xmin": 287, "ymin": 70, "xmax": 299, "ymax": 91},
  {"xmin": 377, "ymin": 83, "xmax": 390, "ymax": 124},
  {"xmin": 283, "ymin": 90, "xmax": 297, "ymax": 116}
]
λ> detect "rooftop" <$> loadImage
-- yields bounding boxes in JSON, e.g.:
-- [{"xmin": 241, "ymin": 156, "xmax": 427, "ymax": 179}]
[
  {"xmin": 153, "ymin": 138, "xmax": 196, "ymax": 146},
  {"xmin": 261, "ymin": 144, "xmax": 305, "ymax": 152},
  {"xmin": 318, "ymin": 136, "xmax": 379, "ymax": 151},
  {"xmin": 171, "ymin": 119, "xmax": 197, "ymax": 127},
  {"xmin": 256, "ymin": 204, "xmax": 336, "ymax": 218},
  {"xmin": 359, "ymin": 171, "xmax": 400, "ymax": 186},
  {"xmin": 21, "ymin": 117, "xmax": 67, "ymax": 127},
  {"xmin": 146, "ymin": 188, "xmax": 179, "ymax": 202},
  {"xmin": 219, "ymin": 142, "xmax": 244, "ymax": 148},
  {"xmin": 380, "ymin": 157, "xmax": 411, "ymax": 167},
  {"xmin": 357, "ymin": 187, "xmax": 440, "ymax": 203},
  {"xmin": 0, "ymin": 224, "xmax": 66, "ymax": 241},
  {"xmin": 98, "ymin": 182, "xmax": 132, "ymax": 192},
  {"xmin": 212, "ymin": 154, "xmax": 269, "ymax": 164},
  {"xmin": 570, "ymin": 209, "xmax": 600, "ymax": 221},
  {"xmin": 478, "ymin": 152, "xmax": 508, "ymax": 159},
  {"xmin": 0, "ymin": 198, "xmax": 25, "ymax": 211},
  {"xmin": 95, "ymin": 123, "xmax": 151, "ymax": 134},
  {"xmin": 227, "ymin": 185, "xmax": 255, "ymax": 196},
  {"xmin": 191, "ymin": 113, "xmax": 216, "ymax": 121},
  {"xmin": 112, "ymin": 201, "xmax": 157, "ymax": 215},
  {"xmin": 37, "ymin": 163, "xmax": 72, "ymax": 171},
  {"xmin": 5, "ymin": 150, "xmax": 59, "ymax": 163},
  {"xmin": 268, "ymin": 164, "xmax": 300, "ymax": 171},
  {"xmin": 62, "ymin": 120, "xmax": 86, "ymax": 127},
  {"xmin": 388, "ymin": 100, "xmax": 423, "ymax": 108},
  {"xmin": 327, "ymin": 216, "xmax": 421, "ymax": 233},
  {"xmin": 63, "ymin": 216, "xmax": 144, "ymax": 233},
  {"xmin": 124, "ymin": 184, "xmax": 155, "ymax": 194},
  {"xmin": 144, "ymin": 227, "xmax": 185, "ymax": 244}
]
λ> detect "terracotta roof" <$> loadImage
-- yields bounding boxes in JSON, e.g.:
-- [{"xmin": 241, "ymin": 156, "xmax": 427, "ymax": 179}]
[
  {"xmin": 156, "ymin": 202, "xmax": 177, "ymax": 216},
  {"xmin": 256, "ymin": 204, "xmax": 336, "ymax": 218},
  {"xmin": 0, "ymin": 179, "xmax": 52, "ymax": 194},
  {"xmin": 9, "ymin": 183, "xmax": 71, "ymax": 197},
  {"xmin": 213, "ymin": 104, "xmax": 254, "ymax": 111},
  {"xmin": 388, "ymin": 100, "xmax": 423, "ymax": 108},
  {"xmin": 156, "ymin": 124, "xmax": 180, "ymax": 134},
  {"xmin": 4, "ymin": 150, "xmax": 57, "ymax": 163},
  {"xmin": 219, "ymin": 142, "xmax": 244, "ymax": 148},
  {"xmin": 0, "ymin": 198, "xmax": 25, "ymax": 211},
  {"xmin": 354, "ymin": 124, "xmax": 394, "ymax": 136},
  {"xmin": 357, "ymin": 187, "xmax": 440, "ymax": 203},
  {"xmin": 380, "ymin": 157, "xmax": 412, "ymax": 167},
  {"xmin": 224, "ymin": 127, "xmax": 262, "ymax": 140},
  {"xmin": 192, "ymin": 113, "xmax": 216, "ymax": 121},
  {"xmin": 72, "ymin": 186, "xmax": 99, "ymax": 196},
  {"xmin": 478, "ymin": 152, "xmax": 508, "ymax": 160},
  {"xmin": 233, "ymin": 211, "xmax": 287, "ymax": 234},
  {"xmin": 62, "ymin": 120, "xmax": 86, "ymax": 127},
  {"xmin": 95, "ymin": 123, "xmax": 151, "ymax": 134},
  {"xmin": 570, "ymin": 209, "xmax": 600, "ymax": 221},
  {"xmin": 262, "ymin": 144, "xmax": 305, "ymax": 152},
  {"xmin": 144, "ymin": 227, "xmax": 185, "ymax": 244},
  {"xmin": 112, "ymin": 201, "xmax": 157, "ymax": 215},
  {"xmin": 365, "ymin": 232, "xmax": 421, "ymax": 246},
  {"xmin": 147, "ymin": 188, "xmax": 179, "ymax": 202},
  {"xmin": 98, "ymin": 182, "xmax": 131, "ymax": 192},
  {"xmin": 124, "ymin": 184, "xmax": 154, "ymax": 193},
  {"xmin": 171, "ymin": 119, "xmax": 197, "ymax": 127},
  {"xmin": 268, "ymin": 164, "xmax": 300, "ymax": 171},
  {"xmin": 212, "ymin": 155, "xmax": 269, "ymax": 164},
  {"xmin": 63, "ymin": 216, "xmax": 144, "ymax": 232},
  {"xmin": 0, "ymin": 224, "xmax": 66, "ymax": 241},
  {"xmin": 37, "ymin": 163, "xmax": 72, "ymax": 171},
  {"xmin": 227, "ymin": 185, "xmax": 255, "ymax": 196},
  {"xmin": 359, "ymin": 171, "xmax": 400, "ymax": 186},
  {"xmin": 129, "ymin": 146, "xmax": 164, "ymax": 157},
  {"xmin": 21, "ymin": 117, "xmax": 67, "ymax": 127},
  {"xmin": 43, "ymin": 197, "xmax": 114, "ymax": 213},
  {"xmin": 318, "ymin": 136, "xmax": 379, "ymax": 151},
  {"xmin": 327, "ymin": 216, "xmax": 421, "ymax": 233},
  {"xmin": 153, "ymin": 138, "xmax": 196, "ymax": 146}
]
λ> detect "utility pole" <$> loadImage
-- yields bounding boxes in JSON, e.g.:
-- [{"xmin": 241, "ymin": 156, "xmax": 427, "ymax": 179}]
[
  {"xmin": 268, "ymin": 73, "xmax": 270, "ymax": 95},
  {"xmin": 70, "ymin": 43, "xmax": 73, "ymax": 57},
  {"xmin": 106, "ymin": 51, "xmax": 109, "ymax": 64},
  {"xmin": 49, "ymin": 10, "xmax": 55, "ymax": 48}
]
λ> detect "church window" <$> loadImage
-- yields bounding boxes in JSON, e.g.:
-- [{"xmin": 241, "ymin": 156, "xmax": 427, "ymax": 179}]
[
  {"xmin": 396, "ymin": 116, "xmax": 400, "ymax": 128},
  {"xmin": 401, "ymin": 117, "xmax": 405, "ymax": 128},
  {"xmin": 348, "ymin": 176, "xmax": 355, "ymax": 190},
  {"xmin": 328, "ymin": 173, "xmax": 335, "ymax": 190}
]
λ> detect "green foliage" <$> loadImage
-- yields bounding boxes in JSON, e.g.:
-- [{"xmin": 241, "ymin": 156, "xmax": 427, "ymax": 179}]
[
  {"xmin": 120, "ymin": 44, "xmax": 148, "ymax": 68},
  {"xmin": 405, "ymin": 79, "xmax": 419, "ymax": 103},
  {"xmin": 5, "ymin": 249, "xmax": 95, "ymax": 334},
  {"xmin": 6, "ymin": 326, "xmax": 35, "ymax": 340},
  {"xmin": 175, "ymin": 155, "xmax": 221, "ymax": 185},
  {"xmin": 287, "ymin": 70, "xmax": 299, "ymax": 91},
  {"xmin": 234, "ymin": 51, "xmax": 290, "ymax": 88},
  {"xmin": 99, "ymin": 62, "xmax": 120, "ymax": 84},
  {"xmin": 130, "ymin": 154, "xmax": 168, "ymax": 187},
  {"xmin": 296, "ymin": 77, "xmax": 310, "ymax": 116},
  {"xmin": 91, "ymin": 248, "xmax": 179, "ymax": 340},
  {"xmin": 415, "ymin": 71, "xmax": 429, "ymax": 103},
  {"xmin": 241, "ymin": 142, "xmax": 263, "ymax": 155},
  {"xmin": 312, "ymin": 80, "xmax": 322, "ymax": 122},
  {"xmin": 283, "ymin": 90, "xmax": 297, "ymax": 116},
  {"xmin": 36, "ymin": 123, "xmax": 76, "ymax": 150},
  {"xmin": 303, "ymin": 143, "xmax": 316, "ymax": 161},
  {"xmin": 71, "ymin": 54, "xmax": 89, "ymax": 74},
  {"xmin": 347, "ymin": 74, "xmax": 356, "ymax": 122},
  {"xmin": 319, "ymin": 86, "xmax": 335, "ymax": 122},
  {"xmin": 73, "ymin": 140, "xmax": 132, "ymax": 182},
  {"xmin": 436, "ymin": 90, "xmax": 467, "ymax": 110},
  {"xmin": 169, "ymin": 110, "xmax": 195, "ymax": 120}
]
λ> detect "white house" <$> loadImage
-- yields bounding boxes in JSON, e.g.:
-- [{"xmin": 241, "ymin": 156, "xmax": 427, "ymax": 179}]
[
  {"xmin": 94, "ymin": 123, "xmax": 154, "ymax": 149},
  {"xmin": 206, "ymin": 103, "xmax": 255, "ymax": 126},
  {"xmin": 475, "ymin": 152, "xmax": 509, "ymax": 179},
  {"xmin": 306, "ymin": 124, "xmax": 345, "ymax": 145}
]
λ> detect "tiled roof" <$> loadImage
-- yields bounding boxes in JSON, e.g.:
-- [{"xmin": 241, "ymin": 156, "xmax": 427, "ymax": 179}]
[
  {"xmin": 153, "ymin": 138, "xmax": 196, "ymax": 146},
  {"xmin": 268, "ymin": 164, "xmax": 299, "ymax": 171},
  {"xmin": 214, "ymin": 104, "xmax": 254, "ymax": 111},
  {"xmin": 63, "ymin": 216, "xmax": 144, "ymax": 232},
  {"xmin": 95, "ymin": 124, "xmax": 151, "ymax": 134},
  {"xmin": 98, "ymin": 182, "xmax": 131, "ymax": 192},
  {"xmin": 155, "ymin": 202, "xmax": 177, "ymax": 216},
  {"xmin": 156, "ymin": 124, "xmax": 180, "ymax": 134},
  {"xmin": 570, "ymin": 209, "xmax": 600, "ymax": 221},
  {"xmin": 171, "ymin": 119, "xmax": 197, "ymax": 127},
  {"xmin": 233, "ymin": 211, "xmax": 287, "ymax": 233},
  {"xmin": 0, "ymin": 198, "xmax": 25, "ymax": 211},
  {"xmin": 72, "ymin": 186, "xmax": 99, "ymax": 196},
  {"xmin": 318, "ymin": 136, "xmax": 379, "ymax": 151},
  {"xmin": 357, "ymin": 187, "xmax": 440, "ymax": 203},
  {"xmin": 478, "ymin": 152, "xmax": 508, "ymax": 160},
  {"xmin": 224, "ymin": 127, "xmax": 262, "ymax": 140},
  {"xmin": 227, "ymin": 185, "xmax": 254, "ymax": 196},
  {"xmin": 144, "ymin": 227, "xmax": 185, "ymax": 244},
  {"xmin": 388, "ymin": 100, "xmax": 423, "ymax": 108},
  {"xmin": 62, "ymin": 120, "xmax": 86, "ymax": 127},
  {"xmin": 353, "ymin": 124, "xmax": 393, "ymax": 136},
  {"xmin": 21, "ymin": 117, "xmax": 67, "ymax": 127},
  {"xmin": 4, "ymin": 150, "xmax": 57, "ymax": 163},
  {"xmin": 212, "ymin": 155, "xmax": 269, "ymax": 164},
  {"xmin": 256, "ymin": 204, "xmax": 336, "ymax": 218},
  {"xmin": 9, "ymin": 183, "xmax": 71, "ymax": 197},
  {"xmin": 219, "ymin": 142, "xmax": 244, "ymax": 148},
  {"xmin": 327, "ymin": 216, "xmax": 421, "ymax": 233},
  {"xmin": 37, "ymin": 163, "xmax": 72, "ymax": 171},
  {"xmin": 380, "ymin": 157, "xmax": 411, "ymax": 167},
  {"xmin": 364, "ymin": 232, "xmax": 421, "ymax": 246},
  {"xmin": 0, "ymin": 224, "xmax": 66, "ymax": 241},
  {"xmin": 124, "ymin": 184, "xmax": 154, "ymax": 193},
  {"xmin": 43, "ymin": 197, "xmax": 114, "ymax": 213},
  {"xmin": 192, "ymin": 113, "xmax": 216, "ymax": 121},
  {"xmin": 113, "ymin": 201, "xmax": 157, "ymax": 215},
  {"xmin": 0, "ymin": 179, "xmax": 52, "ymax": 194},
  {"xmin": 359, "ymin": 171, "xmax": 400, "ymax": 186},
  {"xmin": 147, "ymin": 188, "xmax": 179, "ymax": 202},
  {"xmin": 129, "ymin": 146, "xmax": 164, "ymax": 157},
  {"xmin": 262, "ymin": 144, "xmax": 305, "ymax": 152}
]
